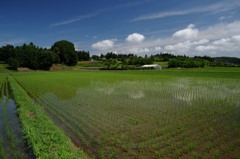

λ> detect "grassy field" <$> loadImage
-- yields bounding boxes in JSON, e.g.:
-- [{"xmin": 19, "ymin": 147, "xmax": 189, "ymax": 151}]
[{"xmin": 11, "ymin": 68, "xmax": 240, "ymax": 159}]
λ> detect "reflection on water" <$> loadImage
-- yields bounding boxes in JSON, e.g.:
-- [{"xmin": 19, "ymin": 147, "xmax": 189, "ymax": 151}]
[{"xmin": 0, "ymin": 79, "xmax": 35, "ymax": 159}]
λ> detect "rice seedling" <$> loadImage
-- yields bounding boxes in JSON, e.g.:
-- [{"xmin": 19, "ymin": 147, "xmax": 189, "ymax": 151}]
[{"xmin": 11, "ymin": 69, "xmax": 240, "ymax": 158}]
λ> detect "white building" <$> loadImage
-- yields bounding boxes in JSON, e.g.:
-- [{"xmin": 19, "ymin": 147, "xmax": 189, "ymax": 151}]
[{"xmin": 142, "ymin": 64, "xmax": 162, "ymax": 69}]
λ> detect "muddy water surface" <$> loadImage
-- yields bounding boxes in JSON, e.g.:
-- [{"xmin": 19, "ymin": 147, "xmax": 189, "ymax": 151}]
[{"xmin": 0, "ymin": 81, "xmax": 34, "ymax": 159}]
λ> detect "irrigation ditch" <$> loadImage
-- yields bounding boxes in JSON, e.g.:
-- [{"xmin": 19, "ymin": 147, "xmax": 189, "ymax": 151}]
[
  {"xmin": 0, "ymin": 78, "xmax": 34, "ymax": 159},
  {"xmin": 7, "ymin": 76, "xmax": 89, "ymax": 159}
]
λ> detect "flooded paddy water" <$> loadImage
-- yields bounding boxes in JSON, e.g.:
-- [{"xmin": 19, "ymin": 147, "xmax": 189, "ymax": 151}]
[{"xmin": 0, "ymin": 80, "xmax": 33, "ymax": 159}]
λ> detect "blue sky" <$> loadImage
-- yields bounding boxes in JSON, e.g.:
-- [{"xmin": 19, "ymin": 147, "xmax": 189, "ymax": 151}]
[{"xmin": 0, "ymin": 0, "xmax": 240, "ymax": 57}]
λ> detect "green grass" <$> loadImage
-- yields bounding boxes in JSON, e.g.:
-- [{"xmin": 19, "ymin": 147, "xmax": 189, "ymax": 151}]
[
  {"xmin": 0, "ymin": 64, "xmax": 13, "ymax": 73},
  {"xmin": 154, "ymin": 61, "xmax": 168, "ymax": 67},
  {"xmin": 70, "ymin": 61, "xmax": 103, "ymax": 70},
  {"xmin": 12, "ymin": 67, "xmax": 240, "ymax": 158},
  {"xmin": 8, "ymin": 76, "xmax": 89, "ymax": 159}
]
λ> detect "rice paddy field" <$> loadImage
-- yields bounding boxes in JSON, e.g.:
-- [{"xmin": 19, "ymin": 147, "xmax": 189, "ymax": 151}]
[
  {"xmin": 0, "ymin": 76, "xmax": 30, "ymax": 159},
  {"xmin": 0, "ymin": 68, "xmax": 240, "ymax": 159},
  {"xmin": 8, "ymin": 68, "xmax": 239, "ymax": 159}
]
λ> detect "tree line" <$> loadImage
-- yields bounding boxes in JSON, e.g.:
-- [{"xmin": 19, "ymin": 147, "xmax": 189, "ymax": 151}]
[
  {"xmin": 93, "ymin": 52, "xmax": 240, "ymax": 68},
  {"xmin": 1, "ymin": 40, "xmax": 239, "ymax": 70},
  {"xmin": 0, "ymin": 40, "xmax": 90, "ymax": 70}
]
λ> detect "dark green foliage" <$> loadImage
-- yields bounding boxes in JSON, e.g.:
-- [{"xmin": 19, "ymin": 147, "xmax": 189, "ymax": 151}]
[
  {"xmin": 194, "ymin": 55, "xmax": 214, "ymax": 62},
  {"xmin": 0, "ymin": 41, "xmax": 78, "ymax": 70},
  {"xmin": 52, "ymin": 40, "xmax": 78, "ymax": 66},
  {"xmin": 92, "ymin": 55, "xmax": 100, "ymax": 60},
  {"xmin": 0, "ymin": 40, "xmax": 80, "ymax": 69},
  {"xmin": 105, "ymin": 52, "xmax": 118, "ymax": 59},
  {"xmin": 151, "ymin": 53, "xmax": 176, "ymax": 62},
  {"xmin": 102, "ymin": 60, "xmax": 126, "ymax": 69},
  {"xmin": 7, "ymin": 58, "xmax": 20, "ymax": 70},
  {"xmin": 128, "ymin": 56, "xmax": 153, "ymax": 66},
  {"xmin": 0, "ymin": 44, "xmax": 15, "ymax": 61},
  {"xmin": 37, "ymin": 49, "xmax": 60, "ymax": 70},
  {"xmin": 168, "ymin": 57, "xmax": 208, "ymax": 68},
  {"xmin": 77, "ymin": 50, "xmax": 90, "ymax": 61},
  {"xmin": 93, "ymin": 52, "xmax": 153, "ymax": 69},
  {"xmin": 7, "ymin": 43, "xmax": 58, "ymax": 70},
  {"xmin": 212, "ymin": 57, "xmax": 240, "ymax": 66}
]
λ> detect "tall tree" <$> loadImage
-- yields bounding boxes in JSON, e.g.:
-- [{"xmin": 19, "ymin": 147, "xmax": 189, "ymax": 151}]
[
  {"xmin": 0, "ymin": 44, "xmax": 15, "ymax": 61},
  {"xmin": 51, "ymin": 40, "xmax": 78, "ymax": 66},
  {"xmin": 77, "ymin": 50, "xmax": 90, "ymax": 61}
]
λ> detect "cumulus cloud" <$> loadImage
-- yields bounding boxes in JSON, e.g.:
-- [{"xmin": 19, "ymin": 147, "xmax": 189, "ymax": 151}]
[
  {"xmin": 199, "ymin": 21, "xmax": 240, "ymax": 40},
  {"xmin": 195, "ymin": 45, "xmax": 217, "ymax": 52},
  {"xmin": 129, "ymin": 47, "xmax": 150, "ymax": 54},
  {"xmin": 164, "ymin": 41, "xmax": 192, "ymax": 54},
  {"xmin": 195, "ymin": 34, "xmax": 240, "ymax": 54},
  {"xmin": 126, "ymin": 33, "xmax": 145, "ymax": 43},
  {"xmin": 172, "ymin": 24, "xmax": 199, "ymax": 40},
  {"xmin": 92, "ymin": 39, "xmax": 116, "ymax": 50},
  {"xmin": 191, "ymin": 39, "xmax": 209, "ymax": 45},
  {"xmin": 90, "ymin": 21, "xmax": 240, "ymax": 57},
  {"xmin": 155, "ymin": 46, "xmax": 162, "ymax": 51},
  {"xmin": 162, "ymin": 39, "xmax": 211, "ymax": 55},
  {"xmin": 232, "ymin": 35, "xmax": 240, "ymax": 41}
]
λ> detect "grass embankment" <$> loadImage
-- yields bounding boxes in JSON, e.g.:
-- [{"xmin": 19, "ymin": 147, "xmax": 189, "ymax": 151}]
[
  {"xmin": 8, "ymin": 76, "xmax": 89, "ymax": 159},
  {"xmin": 2, "ymin": 79, "xmax": 23, "ymax": 158}
]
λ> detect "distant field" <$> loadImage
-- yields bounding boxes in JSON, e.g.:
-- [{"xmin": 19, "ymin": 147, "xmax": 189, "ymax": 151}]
[
  {"xmin": 12, "ymin": 68, "xmax": 240, "ymax": 159},
  {"xmin": 72, "ymin": 61, "xmax": 104, "ymax": 69},
  {"xmin": 0, "ymin": 64, "xmax": 11, "ymax": 73},
  {"xmin": 154, "ymin": 61, "xmax": 168, "ymax": 67}
]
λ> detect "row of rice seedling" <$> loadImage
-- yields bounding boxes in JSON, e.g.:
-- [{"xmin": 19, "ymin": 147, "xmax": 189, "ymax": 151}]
[
  {"xmin": 13, "ymin": 71, "xmax": 240, "ymax": 158},
  {"xmin": 18, "ymin": 79, "xmax": 236, "ymax": 158},
  {"xmin": 0, "ymin": 78, "xmax": 28, "ymax": 158},
  {"xmin": 8, "ymin": 76, "xmax": 89, "ymax": 159}
]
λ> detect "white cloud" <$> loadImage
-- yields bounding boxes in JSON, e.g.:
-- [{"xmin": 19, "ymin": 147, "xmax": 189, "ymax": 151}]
[
  {"xmin": 232, "ymin": 35, "xmax": 240, "ymax": 41},
  {"xmin": 199, "ymin": 21, "xmax": 240, "ymax": 40},
  {"xmin": 218, "ymin": 15, "xmax": 233, "ymax": 21},
  {"xmin": 126, "ymin": 33, "xmax": 145, "ymax": 43},
  {"xmin": 195, "ymin": 45, "xmax": 217, "ymax": 52},
  {"xmin": 191, "ymin": 39, "xmax": 209, "ymax": 45},
  {"xmin": 50, "ymin": 1, "xmax": 153, "ymax": 27},
  {"xmin": 0, "ymin": 39, "xmax": 25, "ymax": 47},
  {"xmin": 50, "ymin": 13, "xmax": 97, "ymax": 28},
  {"xmin": 90, "ymin": 21, "xmax": 240, "ymax": 57},
  {"xmin": 155, "ymin": 46, "xmax": 161, "ymax": 51},
  {"xmin": 92, "ymin": 39, "xmax": 116, "ymax": 50},
  {"xmin": 212, "ymin": 38, "xmax": 230, "ymax": 45},
  {"xmin": 172, "ymin": 24, "xmax": 199, "ymax": 40},
  {"xmin": 195, "ymin": 34, "xmax": 240, "ymax": 55},
  {"xmin": 164, "ymin": 41, "xmax": 192, "ymax": 54},
  {"xmin": 129, "ymin": 47, "xmax": 150, "ymax": 54},
  {"xmin": 133, "ymin": 1, "xmax": 240, "ymax": 21}
]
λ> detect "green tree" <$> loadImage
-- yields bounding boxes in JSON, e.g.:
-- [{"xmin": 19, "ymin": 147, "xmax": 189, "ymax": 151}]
[
  {"xmin": 37, "ymin": 49, "xmax": 59, "ymax": 70},
  {"xmin": 77, "ymin": 50, "xmax": 90, "ymax": 61},
  {"xmin": 0, "ymin": 44, "xmax": 15, "ymax": 61},
  {"xmin": 7, "ymin": 43, "xmax": 58, "ymax": 70},
  {"xmin": 7, "ymin": 58, "xmax": 20, "ymax": 70},
  {"xmin": 51, "ymin": 40, "xmax": 78, "ymax": 66},
  {"xmin": 16, "ymin": 43, "xmax": 38, "ymax": 69}
]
